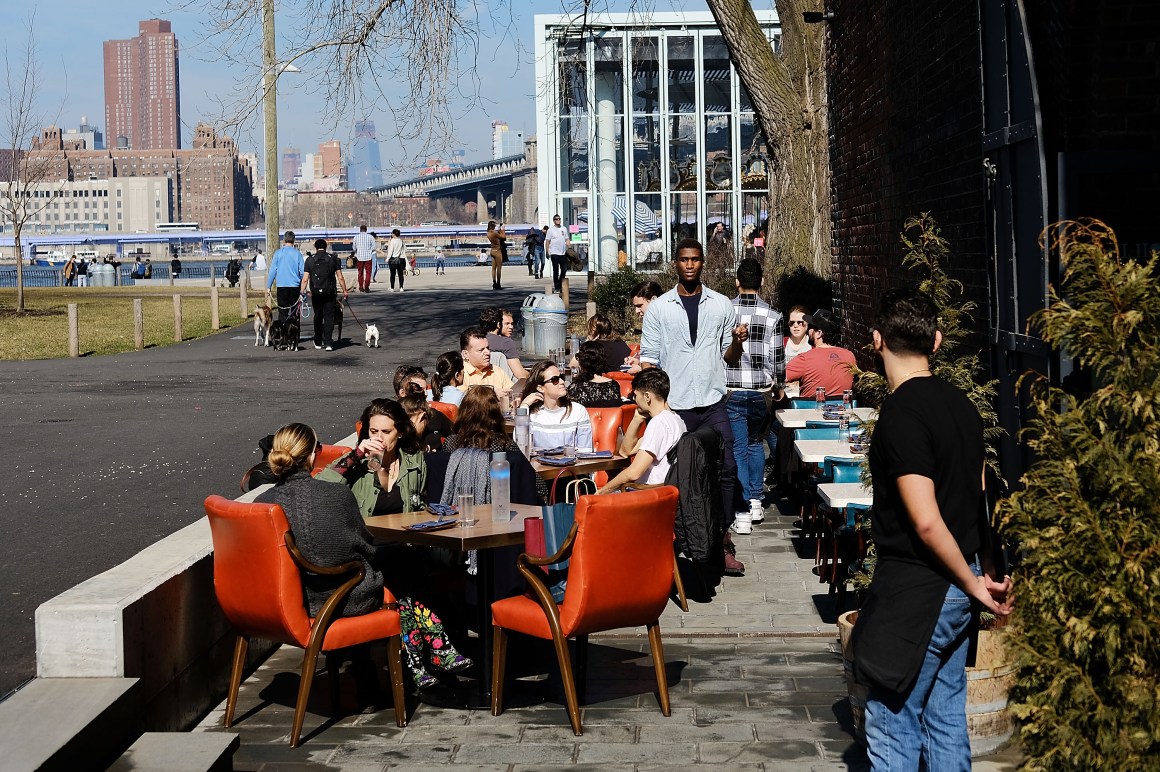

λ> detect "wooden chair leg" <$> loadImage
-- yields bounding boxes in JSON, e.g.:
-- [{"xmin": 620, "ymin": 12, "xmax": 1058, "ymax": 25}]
[
  {"xmin": 490, "ymin": 625, "xmax": 508, "ymax": 717},
  {"xmin": 386, "ymin": 635, "xmax": 408, "ymax": 728},
  {"xmin": 672, "ymin": 554, "xmax": 689, "ymax": 612},
  {"xmin": 647, "ymin": 622, "xmax": 671, "ymax": 717},
  {"xmin": 224, "ymin": 635, "xmax": 247, "ymax": 727},
  {"xmin": 290, "ymin": 644, "xmax": 323, "ymax": 748},
  {"xmin": 574, "ymin": 634, "xmax": 589, "ymax": 705},
  {"xmin": 549, "ymin": 629, "xmax": 582, "ymax": 736}
]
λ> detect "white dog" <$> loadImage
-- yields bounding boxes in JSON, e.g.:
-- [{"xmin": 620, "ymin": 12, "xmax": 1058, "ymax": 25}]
[
  {"xmin": 253, "ymin": 305, "xmax": 273, "ymax": 347},
  {"xmin": 365, "ymin": 322, "xmax": 380, "ymax": 348}
]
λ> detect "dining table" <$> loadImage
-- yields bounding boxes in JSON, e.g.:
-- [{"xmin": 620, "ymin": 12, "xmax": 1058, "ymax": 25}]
[
  {"xmin": 817, "ymin": 482, "xmax": 872, "ymax": 509},
  {"xmin": 531, "ymin": 454, "xmax": 631, "ymax": 481},
  {"xmin": 364, "ymin": 503, "xmax": 544, "ymax": 709},
  {"xmin": 794, "ymin": 439, "xmax": 866, "ymax": 465},
  {"xmin": 774, "ymin": 407, "xmax": 876, "ymax": 430}
]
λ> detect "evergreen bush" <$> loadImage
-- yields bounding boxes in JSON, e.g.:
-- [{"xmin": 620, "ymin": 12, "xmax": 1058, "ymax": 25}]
[
  {"xmin": 589, "ymin": 266, "xmax": 652, "ymax": 334},
  {"xmin": 998, "ymin": 219, "xmax": 1159, "ymax": 769}
]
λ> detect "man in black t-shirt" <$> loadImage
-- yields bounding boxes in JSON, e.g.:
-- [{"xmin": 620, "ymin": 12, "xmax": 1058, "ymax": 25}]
[
  {"xmin": 300, "ymin": 238, "xmax": 348, "ymax": 351},
  {"xmin": 852, "ymin": 289, "xmax": 1012, "ymax": 771}
]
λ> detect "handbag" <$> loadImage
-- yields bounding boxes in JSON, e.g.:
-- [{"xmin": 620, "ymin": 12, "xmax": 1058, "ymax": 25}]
[{"xmin": 523, "ymin": 472, "xmax": 595, "ymax": 602}]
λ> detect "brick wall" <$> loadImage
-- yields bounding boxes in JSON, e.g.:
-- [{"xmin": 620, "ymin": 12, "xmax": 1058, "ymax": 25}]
[{"xmin": 826, "ymin": 1, "xmax": 987, "ymax": 362}]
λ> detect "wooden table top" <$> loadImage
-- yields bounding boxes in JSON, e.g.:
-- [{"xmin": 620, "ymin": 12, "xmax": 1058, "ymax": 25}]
[
  {"xmin": 531, "ymin": 454, "xmax": 630, "ymax": 480},
  {"xmin": 364, "ymin": 503, "xmax": 542, "ymax": 551}
]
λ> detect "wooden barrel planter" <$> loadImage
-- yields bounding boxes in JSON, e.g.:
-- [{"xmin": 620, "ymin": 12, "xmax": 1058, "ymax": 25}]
[
  {"xmin": 966, "ymin": 619, "xmax": 1016, "ymax": 756},
  {"xmin": 838, "ymin": 610, "xmax": 1014, "ymax": 757}
]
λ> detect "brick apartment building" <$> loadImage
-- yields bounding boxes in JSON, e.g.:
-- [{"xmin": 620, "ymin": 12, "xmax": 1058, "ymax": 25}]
[
  {"xmin": 26, "ymin": 124, "xmax": 255, "ymax": 230},
  {"xmin": 104, "ymin": 19, "xmax": 181, "ymax": 151}
]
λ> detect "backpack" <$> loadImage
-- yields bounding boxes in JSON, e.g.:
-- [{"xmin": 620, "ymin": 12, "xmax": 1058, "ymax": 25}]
[{"xmin": 307, "ymin": 251, "xmax": 337, "ymax": 294}]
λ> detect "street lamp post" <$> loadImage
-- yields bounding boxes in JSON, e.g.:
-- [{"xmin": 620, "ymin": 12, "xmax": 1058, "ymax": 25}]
[{"xmin": 262, "ymin": 0, "xmax": 279, "ymax": 261}]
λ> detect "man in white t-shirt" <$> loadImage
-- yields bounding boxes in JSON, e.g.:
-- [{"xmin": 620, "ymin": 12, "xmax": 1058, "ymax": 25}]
[
  {"xmin": 545, "ymin": 213, "xmax": 571, "ymax": 292},
  {"xmin": 598, "ymin": 369, "xmax": 687, "ymax": 493}
]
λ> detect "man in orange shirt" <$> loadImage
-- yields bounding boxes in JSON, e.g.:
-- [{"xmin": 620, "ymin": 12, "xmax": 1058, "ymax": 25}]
[{"xmin": 785, "ymin": 309, "xmax": 857, "ymax": 398}]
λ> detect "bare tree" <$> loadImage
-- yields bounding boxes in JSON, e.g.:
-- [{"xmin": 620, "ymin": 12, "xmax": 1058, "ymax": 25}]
[
  {"xmin": 1, "ymin": 19, "xmax": 64, "ymax": 313},
  {"xmin": 705, "ymin": 0, "xmax": 830, "ymax": 281}
]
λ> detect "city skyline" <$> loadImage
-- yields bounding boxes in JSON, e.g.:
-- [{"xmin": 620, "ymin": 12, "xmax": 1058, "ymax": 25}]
[{"xmin": 15, "ymin": 1, "xmax": 697, "ymax": 178}]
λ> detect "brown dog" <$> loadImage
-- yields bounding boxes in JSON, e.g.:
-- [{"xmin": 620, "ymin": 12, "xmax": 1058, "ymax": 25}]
[{"xmin": 253, "ymin": 305, "xmax": 274, "ymax": 346}]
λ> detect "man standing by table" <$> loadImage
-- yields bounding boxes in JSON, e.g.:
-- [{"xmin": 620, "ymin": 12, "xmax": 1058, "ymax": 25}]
[
  {"xmin": 352, "ymin": 224, "xmax": 377, "ymax": 293},
  {"xmin": 852, "ymin": 288, "xmax": 1011, "ymax": 770},
  {"xmin": 266, "ymin": 231, "xmax": 305, "ymax": 324},
  {"xmin": 725, "ymin": 258, "xmax": 784, "ymax": 535},
  {"xmin": 640, "ymin": 238, "xmax": 748, "ymax": 575}
]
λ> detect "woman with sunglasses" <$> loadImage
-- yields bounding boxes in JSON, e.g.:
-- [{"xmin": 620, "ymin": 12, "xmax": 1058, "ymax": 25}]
[
  {"xmin": 521, "ymin": 360, "xmax": 594, "ymax": 451},
  {"xmin": 784, "ymin": 305, "xmax": 812, "ymax": 364},
  {"xmin": 265, "ymin": 420, "xmax": 472, "ymax": 691}
]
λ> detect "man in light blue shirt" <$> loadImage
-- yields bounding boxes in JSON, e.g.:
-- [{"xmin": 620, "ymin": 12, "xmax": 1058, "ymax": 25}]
[
  {"xmin": 267, "ymin": 231, "xmax": 305, "ymax": 324},
  {"xmin": 640, "ymin": 237, "xmax": 748, "ymax": 574}
]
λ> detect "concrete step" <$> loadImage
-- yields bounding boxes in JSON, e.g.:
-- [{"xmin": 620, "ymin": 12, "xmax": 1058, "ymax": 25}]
[
  {"xmin": 0, "ymin": 677, "xmax": 138, "ymax": 772},
  {"xmin": 108, "ymin": 732, "xmax": 239, "ymax": 772}
]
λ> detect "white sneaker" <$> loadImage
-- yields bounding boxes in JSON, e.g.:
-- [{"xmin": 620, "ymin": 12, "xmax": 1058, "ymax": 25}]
[
  {"xmin": 749, "ymin": 499, "xmax": 765, "ymax": 524},
  {"xmin": 731, "ymin": 512, "xmax": 752, "ymax": 535}
]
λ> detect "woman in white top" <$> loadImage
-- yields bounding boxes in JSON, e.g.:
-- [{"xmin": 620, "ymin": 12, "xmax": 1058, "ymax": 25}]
[
  {"xmin": 521, "ymin": 360, "xmax": 593, "ymax": 450},
  {"xmin": 783, "ymin": 305, "xmax": 812, "ymax": 363}
]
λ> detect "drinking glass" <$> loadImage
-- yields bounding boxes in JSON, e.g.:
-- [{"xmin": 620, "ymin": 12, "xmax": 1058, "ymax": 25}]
[
  {"xmin": 815, "ymin": 387, "xmax": 826, "ymax": 411},
  {"xmin": 563, "ymin": 427, "xmax": 577, "ymax": 458},
  {"xmin": 456, "ymin": 487, "xmax": 477, "ymax": 526},
  {"xmin": 367, "ymin": 451, "xmax": 384, "ymax": 472}
]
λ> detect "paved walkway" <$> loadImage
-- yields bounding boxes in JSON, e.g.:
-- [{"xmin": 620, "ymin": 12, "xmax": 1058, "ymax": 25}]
[{"xmin": 196, "ymin": 491, "xmax": 1024, "ymax": 770}]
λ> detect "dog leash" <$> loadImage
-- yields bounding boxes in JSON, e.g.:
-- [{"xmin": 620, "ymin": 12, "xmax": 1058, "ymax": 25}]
[{"xmin": 342, "ymin": 296, "xmax": 368, "ymax": 332}]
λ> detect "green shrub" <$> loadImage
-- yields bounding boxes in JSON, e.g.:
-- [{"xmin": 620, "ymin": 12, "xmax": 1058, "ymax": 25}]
[
  {"xmin": 590, "ymin": 266, "xmax": 668, "ymax": 335},
  {"xmin": 998, "ymin": 220, "xmax": 1160, "ymax": 770}
]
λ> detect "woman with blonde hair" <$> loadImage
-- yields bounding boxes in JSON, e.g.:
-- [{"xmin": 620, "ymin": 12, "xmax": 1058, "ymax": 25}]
[{"xmin": 275, "ymin": 421, "xmax": 471, "ymax": 690}]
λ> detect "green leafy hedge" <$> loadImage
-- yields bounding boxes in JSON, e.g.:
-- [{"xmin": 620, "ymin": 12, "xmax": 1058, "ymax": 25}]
[{"xmin": 998, "ymin": 220, "xmax": 1159, "ymax": 769}]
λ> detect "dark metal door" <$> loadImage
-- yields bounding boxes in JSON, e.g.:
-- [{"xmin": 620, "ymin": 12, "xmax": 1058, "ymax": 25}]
[{"xmin": 979, "ymin": 0, "xmax": 1054, "ymax": 487}]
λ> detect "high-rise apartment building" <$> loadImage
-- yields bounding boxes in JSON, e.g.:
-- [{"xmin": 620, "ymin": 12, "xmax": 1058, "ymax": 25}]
[
  {"xmin": 315, "ymin": 140, "xmax": 343, "ymax": 179},
  {"xmin": 348, "ymin": 121, "xmax": 383, "ymax": 191},
  {"xmin": 491, "ymin": 121, "xmax": 524, "ymax": 159},
  {"xmin": 281, "ymin": 147, "xmax": 302, "ymax": 185},
  {"xmin": 103, "ymin": 19, "xmax": 181, "ymax": 150}
]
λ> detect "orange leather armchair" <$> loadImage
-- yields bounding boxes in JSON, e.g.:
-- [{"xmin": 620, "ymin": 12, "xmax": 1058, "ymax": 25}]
[
  {"xmin": 204, "ymin": 495, "xmax": 407, "ymax": 747},
  {"xmin": 489, "ymin": 486, "xmax": 679, "ymax": 735},
  {"xmin": 430, "ymin": 401, "xmax": 459, "ymax": 423},
  {"xmin": 604, "ymin": 370, "xmax": 634, "ymax": 399},
  {"xmin": 586, "ymin": 405, "xmax": 641, "ymax": 488},
  {"xmin": 311, "ymin": 444, "xmax": 353, "ymax": 476}
]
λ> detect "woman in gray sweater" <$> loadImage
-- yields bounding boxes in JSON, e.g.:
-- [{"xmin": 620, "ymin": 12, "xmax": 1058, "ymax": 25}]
[{"xmin": 258, "ymin": 423, "xmax": 471, "ymax": 689}]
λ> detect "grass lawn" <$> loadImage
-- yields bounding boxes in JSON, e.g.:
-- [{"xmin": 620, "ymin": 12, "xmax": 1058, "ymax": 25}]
[{"xmin": 0, "ymin": 286, "xmax": 264, "ymax": 360}]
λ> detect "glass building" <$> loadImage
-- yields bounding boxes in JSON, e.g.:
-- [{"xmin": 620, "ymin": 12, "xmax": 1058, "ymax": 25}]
[{"xmin": 534, "ymin": 12, "xmax": 779, "ymax": 273}]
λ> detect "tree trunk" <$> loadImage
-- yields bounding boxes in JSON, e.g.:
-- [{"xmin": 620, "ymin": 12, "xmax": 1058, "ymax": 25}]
[
  {"xmin": 705, "ymin": 0, "xmax": 831, "ymax": 283},
  {"xmin": 14, "ymin": 230, "xmax": 25, "ymax": 313}
]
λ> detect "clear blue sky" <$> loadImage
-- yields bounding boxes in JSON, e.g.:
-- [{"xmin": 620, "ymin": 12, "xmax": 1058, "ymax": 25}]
[{"xmin": 12, "ymin": 0, "xmax": 728, "ymax": 181}]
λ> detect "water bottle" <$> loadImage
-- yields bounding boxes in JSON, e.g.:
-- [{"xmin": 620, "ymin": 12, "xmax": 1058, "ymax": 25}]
[
  {"xmin": 838, "ymin": 412, "xmax": 850, "ymax": 441},
  {"xmin": 514, "ymin": 407, "xmax": 531, "ymax": 456},
  {"xmin": 490, "ymin": 452, "xmax": 511, "ymax": 522},
  {"xmin": 843, "ymin": 389, "xmax": 853, "ymax": 410},
  {"xmin": 815, "ymin": 386, "xmax": 826, "ymax": 411},
  {"xmin": 570, "ymin": 335, "xmax": 580, "ymax": 359}
]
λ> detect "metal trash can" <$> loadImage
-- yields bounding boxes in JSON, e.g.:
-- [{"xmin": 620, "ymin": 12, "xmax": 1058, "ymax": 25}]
[
  {"xmin": 521, "ymin": 293, "xmax": 544, "ymax": 353},
  {"xmin": 533, "ymin": 293, "xmax": 567, "ymax": 357}
]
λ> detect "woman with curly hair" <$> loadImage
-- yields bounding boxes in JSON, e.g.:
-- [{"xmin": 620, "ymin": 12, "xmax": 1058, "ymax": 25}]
[{"xmin": 568, "ymin": 340, "xmax": 624, "ymax": 408}]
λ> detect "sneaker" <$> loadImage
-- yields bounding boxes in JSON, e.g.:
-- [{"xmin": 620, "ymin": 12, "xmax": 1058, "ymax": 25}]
[
  {"xmin": 749, "ymin": 499, "xmax": 765, "ymax": 524},
  {"xmin": 314, "ymin": 343, "xmax": 322, "ymax": 350},
  {"xmin": 723, "ymin": 550, "xmax": 746, "ymax": 576},
  {"xmin": 731, "ymin": 512, "xmax": 752, "ymax": 535},
  {"xmin": 324, "ymin": 345, "xmax": 333, "ymax": 351},
  {"xmin": 398, "ymin": 287, "xmax": 404, "ymax": 293}
]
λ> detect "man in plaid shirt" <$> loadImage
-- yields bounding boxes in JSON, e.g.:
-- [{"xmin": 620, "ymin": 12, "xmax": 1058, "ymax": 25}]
[{"xmin": 725, "ymin": 258, "xmax": 785, "ymax": 534}]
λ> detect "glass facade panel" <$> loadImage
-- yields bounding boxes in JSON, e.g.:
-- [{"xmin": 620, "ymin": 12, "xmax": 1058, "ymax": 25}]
[
  {"xmin": 666, "ymin": 36, "xmax": 696, "ymax": 114},
  {"xmin": 740, "ymin": 192, "xmax": 770, "ymax": 252},
  {"xmin": 593, "ymin": 35, "xmax": 624, "ymax": 114},
  {"xmin": 702, "ymin": 36, "xmax": 732, "ymax": 113},
  {"xmin": 559, "ymin": 40, "xmax": 588, "ymax": 114},
  {"xmin": 668, "ymin": 115, "xmax": 698, "ymax": 191},
  {"xmin": 560, "ymin": 196, "xmax": 589, "ymax": 262},
  {"xmin": 559, "ymin": 117, "xmax": 589, "ymax": 191},
  {"xmin": 670, "ymin": 192, "xmax": 699, "ymax": 248},
  {"xmin": 705, "ymin": 191, "xmax": 734, "ymax": 233},
  {"xmin": 630, "ymin": 37, "xmax": 660, "ymax": 114},
  {"xmin": 631, "ymin": 115, "xmax": 662, "ymax": 192},
  {"xmin": 739, "ymin": 114, "xmax": 771, "ymax": 191},
  {"xmin": 705, "ymin": 114, "xmax": 732, "ymax": 191}
]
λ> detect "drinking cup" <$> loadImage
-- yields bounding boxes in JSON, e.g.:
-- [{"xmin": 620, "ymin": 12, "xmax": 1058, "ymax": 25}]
[{"xmin": 456, "ymin": 487, "xmax": 477, "ymax": 526}]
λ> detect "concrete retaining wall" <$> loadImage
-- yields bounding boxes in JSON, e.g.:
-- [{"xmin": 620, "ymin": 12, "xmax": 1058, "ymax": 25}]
[{"xmin": 34, "ymin": 487, "xmax": 276, "ymax": 732}]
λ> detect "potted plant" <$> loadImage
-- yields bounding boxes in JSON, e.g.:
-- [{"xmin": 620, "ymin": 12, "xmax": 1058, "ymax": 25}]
[{"xmin": 996, "ymin": 220, "xmax": 1159, "ymax": 770}]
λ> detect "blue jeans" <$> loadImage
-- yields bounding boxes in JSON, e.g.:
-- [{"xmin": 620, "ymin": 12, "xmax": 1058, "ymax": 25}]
[
  {"xmin": 864, "ymin": 575, "xmax": 976, "ymax": 771},
  {"xmin": 533, "ymin": 246, "xmax": 545, "ymax": 277},
  {"xmin": 726, "ymin": 390, "xmax": 770, "ymax": 504}
]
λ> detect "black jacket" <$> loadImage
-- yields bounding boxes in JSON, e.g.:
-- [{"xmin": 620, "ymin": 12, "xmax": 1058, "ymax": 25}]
[{"xmin": 665, "ymin": 423, "xmax": 725, "ymax": 564}]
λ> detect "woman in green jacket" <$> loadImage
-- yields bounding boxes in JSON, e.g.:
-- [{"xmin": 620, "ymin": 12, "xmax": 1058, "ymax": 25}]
[{"xmin": 319, "ymin": 398, "xmax": 469, "ymax": 689}]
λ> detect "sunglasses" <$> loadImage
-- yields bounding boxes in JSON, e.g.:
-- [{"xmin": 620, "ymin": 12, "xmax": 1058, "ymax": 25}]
[
  {"xmin": 542, "ymin": 375, "xmax": 564, "ymax": 385},
  {"xmin": 789, "ymin": 320, "xmax": 807, "ymax": 326}
]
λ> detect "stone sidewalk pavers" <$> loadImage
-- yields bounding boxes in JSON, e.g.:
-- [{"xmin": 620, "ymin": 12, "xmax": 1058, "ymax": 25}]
[{"xmin": 197, "ymin": 494, "xmax": 1023, "ymax": 769}]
